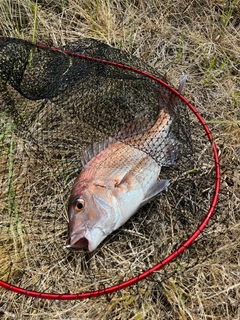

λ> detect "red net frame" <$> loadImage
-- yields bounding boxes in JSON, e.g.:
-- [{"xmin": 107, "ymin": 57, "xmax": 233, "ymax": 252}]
[{"xmin": 0, "ymin": 42, "xmax": 220, "ymax": 300}]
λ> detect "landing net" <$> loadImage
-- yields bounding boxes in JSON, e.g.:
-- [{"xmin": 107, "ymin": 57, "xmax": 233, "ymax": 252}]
[{"xmin": 0, "ymin": 37, "xmax": 220, "ymax": 300}]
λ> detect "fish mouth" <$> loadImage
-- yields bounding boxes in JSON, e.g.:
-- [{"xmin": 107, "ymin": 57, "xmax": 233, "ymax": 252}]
[
  {"xmin": 69, "ymin": 236, "xmax": 89, "ymax": 249},
  {"xmin": 66, "ymin": 229, "xmax": 90, "ymax": 250},
  {"xmin": 65, "ymin": 227, "xmax": 106, "ymax": 252}
]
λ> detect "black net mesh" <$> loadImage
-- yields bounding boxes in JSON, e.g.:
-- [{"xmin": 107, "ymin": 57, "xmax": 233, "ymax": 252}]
[{"xmin": 0, "ymin": 38, "xmax": 220, "ymax": 300}]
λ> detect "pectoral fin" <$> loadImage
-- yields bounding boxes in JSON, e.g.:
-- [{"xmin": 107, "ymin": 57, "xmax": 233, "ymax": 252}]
[{"xmin": 141, "ymin": 179, "xmax": 170, "ymax": 207}]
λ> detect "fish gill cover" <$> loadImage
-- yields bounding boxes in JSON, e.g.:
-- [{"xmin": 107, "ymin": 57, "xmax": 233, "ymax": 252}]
[{"xmin": 0, "ymin": 37, "xmax": 220, "ymax": 299}]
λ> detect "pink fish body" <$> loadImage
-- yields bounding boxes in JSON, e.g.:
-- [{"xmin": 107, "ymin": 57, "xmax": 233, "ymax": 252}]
[{"xmin": 66, "ymin": 77, "xmax": 187, "ymax": 251}]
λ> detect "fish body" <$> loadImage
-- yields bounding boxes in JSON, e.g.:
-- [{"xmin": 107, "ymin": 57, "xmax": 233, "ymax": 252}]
[{"xmin": 67, "ymin": 76, "xmax": 187, "ymax": 251}]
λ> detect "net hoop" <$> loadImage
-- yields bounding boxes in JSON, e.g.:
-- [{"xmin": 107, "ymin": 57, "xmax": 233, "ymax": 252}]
[{"xmin": 0, "ymin": 41, "xmax": 221, "ymax": 300}]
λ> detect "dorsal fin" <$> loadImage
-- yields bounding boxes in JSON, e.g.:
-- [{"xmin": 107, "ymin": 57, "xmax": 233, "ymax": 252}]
[{"xmin": 81, "ymin": 136, "xmax": 116, "ymax": 166}]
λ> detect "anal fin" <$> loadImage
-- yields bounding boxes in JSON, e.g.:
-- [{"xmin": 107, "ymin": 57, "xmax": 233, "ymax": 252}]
[{"xmin": 161, "ymin": 131, "xmax": 178, "ymax": 166}]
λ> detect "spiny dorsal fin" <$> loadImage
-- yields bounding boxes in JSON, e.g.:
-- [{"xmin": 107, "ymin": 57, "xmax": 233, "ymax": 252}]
[{"xmin": 81, "ymin": 136, "xmax": 116, "ymax": 166}]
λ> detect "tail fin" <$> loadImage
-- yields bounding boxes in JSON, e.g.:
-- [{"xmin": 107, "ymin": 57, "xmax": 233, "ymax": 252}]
[
  {"xmin": 178, "ymin": 75, "xmax": 187, "ymax": 95},
  {"xmin": 171, "ymin": 75, "xmax": 187, "ymax": 110}
]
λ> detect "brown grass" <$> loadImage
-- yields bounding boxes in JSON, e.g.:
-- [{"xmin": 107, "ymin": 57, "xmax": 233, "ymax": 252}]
[{"xmin": 0, "ymin": 0, "xmax": 239, "ymax": 319}]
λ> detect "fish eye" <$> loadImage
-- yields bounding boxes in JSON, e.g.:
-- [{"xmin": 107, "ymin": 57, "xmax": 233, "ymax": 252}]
[{"xmin": 73, "ymin": 198, "xmax": 85, "ymax": 213}]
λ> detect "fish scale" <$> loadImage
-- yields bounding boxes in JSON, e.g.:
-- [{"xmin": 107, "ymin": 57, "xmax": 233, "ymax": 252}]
[{"xmin": 81, "ymin": 142, "xmax": 160, "ymax": 193}]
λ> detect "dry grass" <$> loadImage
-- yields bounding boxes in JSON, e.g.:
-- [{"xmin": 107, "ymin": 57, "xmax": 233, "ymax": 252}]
[{"xmin": 0, "ymin": 0, "xmax": 239, "ymax": 319}]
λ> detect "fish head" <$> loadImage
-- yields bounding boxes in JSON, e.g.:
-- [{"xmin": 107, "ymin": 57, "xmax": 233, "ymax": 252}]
[{"xmin": 67, "ymin": 182, "xmax": 120, "ymax": 252}]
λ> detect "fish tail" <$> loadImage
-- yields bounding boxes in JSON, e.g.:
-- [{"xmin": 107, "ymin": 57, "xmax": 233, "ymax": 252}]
[
  {"xmin": 158, "ymin": 75, "xmax": 187, "ymax": 119},
  {"xmin": 178, "ymin": 75, "xmax": 187, "ymax": 95},
  {"xmin": 171, "ymin": 75, "xmax": 187, "ymax": 110}
]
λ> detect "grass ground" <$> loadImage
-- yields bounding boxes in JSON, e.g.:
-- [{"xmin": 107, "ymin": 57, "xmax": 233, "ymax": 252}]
[{"xmin": 0, "ymin": 0, "xmax": 239, "ymax": 319}]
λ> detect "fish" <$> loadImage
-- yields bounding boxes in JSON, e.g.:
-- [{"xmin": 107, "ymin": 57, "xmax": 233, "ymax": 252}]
[{"xmin": 66, "ymin": 76, "xmax": 187, "ymax": 252}]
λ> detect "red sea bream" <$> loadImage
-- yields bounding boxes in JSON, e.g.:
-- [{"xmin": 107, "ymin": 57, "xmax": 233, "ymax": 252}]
[{"xmin": 66, "ymin": 76, "xmax": 187, "ymax": 251}]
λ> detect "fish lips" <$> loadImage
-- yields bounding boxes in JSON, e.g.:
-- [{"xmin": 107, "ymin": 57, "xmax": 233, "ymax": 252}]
[
  {"xmin": 68, "ymin": 228, "xmax": 90, "ymax": 250},
  {"xmin": 67, "ymin": 227, "xmax": 105, "ymax": 252}
]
